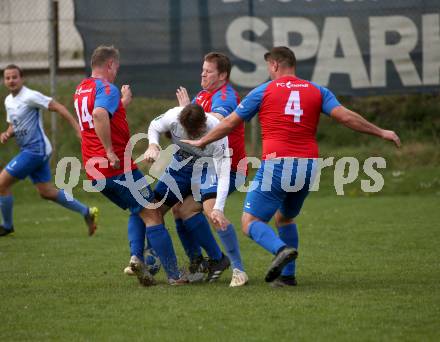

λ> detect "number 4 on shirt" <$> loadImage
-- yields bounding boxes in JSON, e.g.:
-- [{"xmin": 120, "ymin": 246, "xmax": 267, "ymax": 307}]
[
  {"xmin": 284, "ymin": 90, "xmax": 303, "ymax": 123},
  {"xmin": 74, "ymin": 96, "xmax": 94, "ymax": 130}
]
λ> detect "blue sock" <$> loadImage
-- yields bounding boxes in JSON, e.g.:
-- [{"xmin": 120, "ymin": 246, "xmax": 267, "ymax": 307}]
[
  {"xmin": 248, "ymin": 221, "xmax": 286, "ymax": 255},
  {"xmin": 128, "ymin": 214, "xmax": 145, "ymax": 259},
  {"xmin": 175, "ymin": 218, "xmax": 202, "ymax": 260},
  {"xmin": 145, "ymin": 236, "xmax": 152, "ymax": 264},
  {"xmin": 55, "ymin": 190, "xmax": 89, "ymax": 216},
  {"xmin": 146, "ymin": 224, "xmax": 179, "ymax": 280},
  {"xmin": 144, "ymin": 237, "xmax": 161, "ymax": 275},
  {"xmin": 0, "ymin": 195, "xmax": 13, "ymax": 230},
  {"xmin": 217, "ymin": 224, "xmax": 244, "ymax": 271},
  {"xmin": 278, "ymin": 224, "xmax": 299, "ymax": 277},
  {"xmin": 184, "ymin": 213, "xmax": 222, "ymax": 261}
]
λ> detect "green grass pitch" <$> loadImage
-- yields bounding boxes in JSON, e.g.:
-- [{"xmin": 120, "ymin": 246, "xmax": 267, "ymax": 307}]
[{"xmin": 1, "ymin": 182, "xmax": 439, "ymax": 341}]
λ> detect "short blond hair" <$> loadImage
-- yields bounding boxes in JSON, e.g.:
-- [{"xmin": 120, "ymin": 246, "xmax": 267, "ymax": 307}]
[{"xmin": 91, "ymin": 45, "xmax": 120, "ymax": 68}]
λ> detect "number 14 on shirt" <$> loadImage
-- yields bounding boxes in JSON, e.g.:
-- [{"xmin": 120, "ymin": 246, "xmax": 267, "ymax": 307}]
[{"xmin": 74, "ymin": 96, "xmax": 94, "ymax": 130}]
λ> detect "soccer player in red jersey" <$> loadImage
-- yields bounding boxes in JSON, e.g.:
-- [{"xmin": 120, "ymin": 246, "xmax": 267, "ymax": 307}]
[
  {"xmin": 74, "ymin": 45, "xmax": 183, "ymax": 286},
  {"xmin": 171, "ymin": 52, "xmax": 248, "ymax": 286},
  {"xmin": 184, "ymin": 46, "xmax": 400, "ymax": 286}
]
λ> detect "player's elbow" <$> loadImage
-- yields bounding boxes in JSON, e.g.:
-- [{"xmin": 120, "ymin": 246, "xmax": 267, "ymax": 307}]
[
  {"xmin": 331, "ymin": 107, "xmax": 353, "ymax": 126},
  {"xmin": 48, "ymin": 100, "xmax": 62, "ymax": 113},
  {"xmin": 92, "ymin": 109, "xmax": 107, "ymax": 122}
]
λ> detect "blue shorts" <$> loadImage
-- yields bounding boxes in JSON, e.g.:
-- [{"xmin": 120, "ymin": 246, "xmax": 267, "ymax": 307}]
[
  {"xmin": 5, "ymin": 151, "xmax": 51, "ymax": 184},
  {"xmin": 94, "ymin": 169, "xmax": 155, "ymax": 215},
  {"xmin": 154, "ymin": 156, "xmax": 245, "ymax": 207},
  {"xmin": 154, "ymin": 160, "xmax": 197, "ymax": 208},
  {"xmin": 201, "ymin": 170, "xmax": 246, "ymax": 201},
  {"xmin": 243, "ymin": 158, "xmax": 317, "ymax": 222}
]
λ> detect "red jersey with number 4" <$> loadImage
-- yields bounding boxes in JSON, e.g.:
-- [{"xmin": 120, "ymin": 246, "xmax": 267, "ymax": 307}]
[
  {"xmin": 74, "ymin": 77, "xmax": 136, "ymax": 180},
  {"xmin": 194, "ymin": 83, "xmax": 247, "ymax": 174},
  {"xmin": 235, "ymin": 76, "xmax": 341, "ymax": 159}
]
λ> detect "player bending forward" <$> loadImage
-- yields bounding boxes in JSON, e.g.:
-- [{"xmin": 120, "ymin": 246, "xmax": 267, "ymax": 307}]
[{"xmin": 145, "ymin": 104, "xmax": 247, "ymax": 286}]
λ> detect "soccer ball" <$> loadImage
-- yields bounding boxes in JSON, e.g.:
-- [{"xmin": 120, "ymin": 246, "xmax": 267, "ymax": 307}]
[{"xmin": 144, "ymin": 247, "xmax": 161, "ymax": 276}]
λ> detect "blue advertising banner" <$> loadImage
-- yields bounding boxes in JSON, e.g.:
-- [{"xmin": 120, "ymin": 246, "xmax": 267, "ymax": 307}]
[{"xmin": 74, "ymin": 0, "xmax": 440, "ymax": 97}]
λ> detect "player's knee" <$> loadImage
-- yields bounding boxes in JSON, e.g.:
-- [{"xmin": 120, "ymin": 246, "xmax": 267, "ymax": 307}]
[
  {"xmin": 0, "ymin": 181, "xmax": 8, "ymax": 194},
  {"xmin": 274, "ymin": 210, "xmax": 295, "ymax": 227},
  {"xmin": 38, "ymin": 190, "xmax": 54, "ymax": 200},
  {"xmin": 0, "ymin": 173, "xmax": 12, "ymax": 194},
  {"xmin": 139, "ymin": 207, "xmax": 163, "ymax": 226},
  {"xmin": 171, "ymin": 204, "xmax": 182, "ymax": 219},
  {"xmin": 241, "ymin": 214, "xmax": 254, "ymax": 236},
  {"xmin": 179, "ymin": 200, "xmax": 202, "ymax": 221}
]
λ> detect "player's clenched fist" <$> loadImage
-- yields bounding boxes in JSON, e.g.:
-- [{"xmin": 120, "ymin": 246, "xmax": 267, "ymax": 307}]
[
  {"xmin": 121, "ymin": 85, "xmax": 132, "ymax": 108},
  {"xmin": 106, "ymin": 150, "xmax": 120, "ymax": 169}
]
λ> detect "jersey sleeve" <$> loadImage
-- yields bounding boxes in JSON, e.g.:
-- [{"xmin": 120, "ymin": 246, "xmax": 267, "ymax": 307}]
[
  {"xmin": 211, "ymin": 137, "xmax": 231, "ymax": 211},
  {"xmin": 25, "ymin": 89, "xmax": 52, "ymax": 110},
  {"xmin": 94, "ymin": 82, "xmax": 120, "ymax": 116},
  {"xmin": 210, "ymin": 88, "xmax": 237, "ymax": 118},
  {"xmin": 311, "ymin": 82, "xmax": 341, "ymax": 115},
  {"xmin": 5, "ymin": 98, "xmax": 11, "ymax": 123},
  {"xmin": 148, "ymin": 107, "xmax": 182, "ymax": 145},
  {"xmin": 235, "ymin": 81, "xmax": 270, "ymax": 121}
]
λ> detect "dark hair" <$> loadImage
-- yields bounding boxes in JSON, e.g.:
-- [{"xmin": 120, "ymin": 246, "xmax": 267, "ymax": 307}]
[
  {"xmin": 264, "ymin": 46, "xmax": 296, "ymax": 69},
  {"xmin": 3, "ymin": 64, "xmax": 23, "ymax": 77},
  {"xmin": 179, "ymin": 104, "xmax": 207, "ymax": 138},
  {"xmin": 91, "ymin": 45, "xmax": 120, "ymax": 68},
  {"xmin": 204, "ymin": 52, "xmax": 231, "ymax": 79}
]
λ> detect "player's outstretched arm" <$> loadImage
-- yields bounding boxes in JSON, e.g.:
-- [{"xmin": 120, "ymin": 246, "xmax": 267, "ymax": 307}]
[
  {"xmin": 330, "ymin": 106, "xmax": 401, "ymax": 147},
  {"xmin": 182, "ymin": 111, "xmax": 243, "ymax": 148},
  {"xmin": 146, "ymin": 108, "xmax": 178, "ymax": 161},
  {"xmin": 48, "ymin": 100, "xmax": 81, "ymax": 140},
  {"xmin": 0, "ymin": 124, "xmax": 14, "ymax": 144},
  {"xmin": 93, "ymin": 107, "xmax": 120, "ymax": 169},
  {"xmin": 206, "ymin": 112, "xmax": 225, "ymax": 121}
]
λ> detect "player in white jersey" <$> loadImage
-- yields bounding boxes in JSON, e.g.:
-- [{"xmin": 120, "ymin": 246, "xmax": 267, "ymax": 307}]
[
  {"xmin": 0, "ymin": 64, "xmax": 98, "ymax": 237},
  {"xmin": 143, "ymin": 104, "xmax": 237, "ymax": 283}
]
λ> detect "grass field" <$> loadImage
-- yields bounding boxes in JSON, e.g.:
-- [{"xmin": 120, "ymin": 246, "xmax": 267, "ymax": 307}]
[
  {"xmin": 1, "ymin": 84, "xmax": 439, "ymax": 340},
  {"xmin": 1, "ymin": 179, "xmax": 439, "ymax": 341}
]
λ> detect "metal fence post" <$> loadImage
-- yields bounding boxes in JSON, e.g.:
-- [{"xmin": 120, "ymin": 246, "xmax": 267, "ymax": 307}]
[{"xmin": 48, "ymin": 0, "xmax": 59, "ymax": 166}]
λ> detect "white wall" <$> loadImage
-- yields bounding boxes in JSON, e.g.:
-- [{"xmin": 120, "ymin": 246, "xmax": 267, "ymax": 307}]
[{"xmin": 0, "ymin": 0, "xmax": 84, "ymax": 69}]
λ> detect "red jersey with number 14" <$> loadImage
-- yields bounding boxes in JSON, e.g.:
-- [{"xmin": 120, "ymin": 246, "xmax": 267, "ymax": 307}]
[{"xmin": 74, "ymin": 77, "xmax": 136, "ymax": 180}]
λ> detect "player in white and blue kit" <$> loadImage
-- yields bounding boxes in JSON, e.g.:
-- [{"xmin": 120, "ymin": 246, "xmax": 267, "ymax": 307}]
[
  {"xmin": 0, "ymin": 64, "xmax": 98, "ymax": 237},
  {"xmin": 145, "ymin": 104, "xmax": 233, "ymax": 283}
]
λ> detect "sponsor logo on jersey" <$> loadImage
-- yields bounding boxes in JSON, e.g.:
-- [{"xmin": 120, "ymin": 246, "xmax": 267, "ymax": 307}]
[
  {"xmin": 276, "ymin": 82, "xmax": 309, "ymax": 88},
  {"xmin": 75, "ymin": 86, "xmax": 93, "ymax": 95}
]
